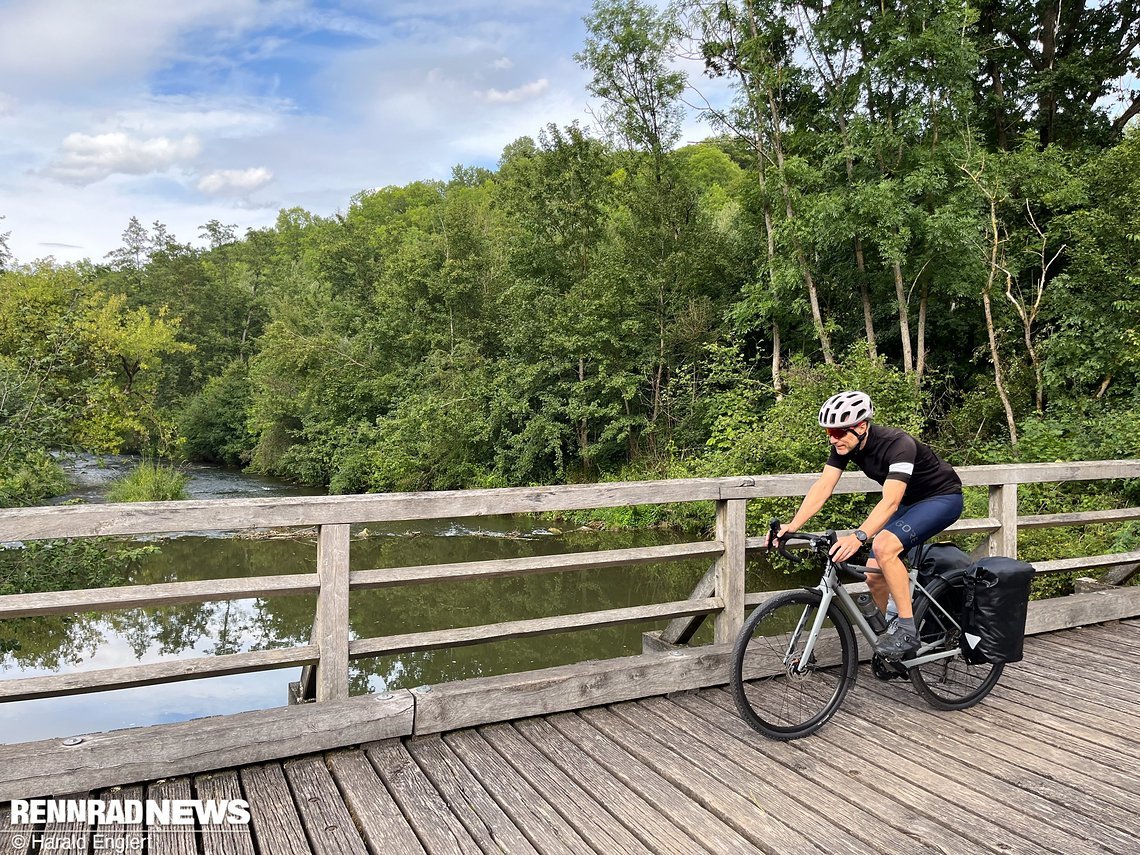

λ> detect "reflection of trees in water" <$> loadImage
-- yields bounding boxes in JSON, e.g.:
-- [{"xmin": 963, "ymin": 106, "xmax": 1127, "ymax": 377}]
[{"xmin": 1, "ymin": 522, "xmax": 818, "ymax": 690}]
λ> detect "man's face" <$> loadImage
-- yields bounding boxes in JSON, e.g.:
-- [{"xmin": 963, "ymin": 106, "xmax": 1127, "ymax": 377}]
[{"xmin": 826, "ymin": 421, "xmax": 867, "ymax": 454}]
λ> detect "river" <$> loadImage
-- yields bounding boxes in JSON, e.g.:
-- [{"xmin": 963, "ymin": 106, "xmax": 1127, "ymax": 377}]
[{"xmin": 1, "ymin": 456, "xmax": 807, "ymax": 743}]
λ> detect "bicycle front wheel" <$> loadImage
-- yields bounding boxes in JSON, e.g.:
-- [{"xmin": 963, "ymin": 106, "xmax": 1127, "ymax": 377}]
[
  {"xmin": 731, "ymin": 589, "xmax": 857, "ymax": 740},
  {"xmin": 910, "ymin": 574, "xmax": 1004, "ymax": 710}
]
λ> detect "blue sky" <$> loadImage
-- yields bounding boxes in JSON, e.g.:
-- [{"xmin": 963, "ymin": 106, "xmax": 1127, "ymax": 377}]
[{"xmin": 0, "ymin": 0, "xmax": 715, "ymax": 264}]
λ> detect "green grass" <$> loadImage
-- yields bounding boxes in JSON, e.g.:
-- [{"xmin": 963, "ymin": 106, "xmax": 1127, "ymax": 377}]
[{"xmin": 106, "ymin": 462, "xmax": 189, "ymax": 502}]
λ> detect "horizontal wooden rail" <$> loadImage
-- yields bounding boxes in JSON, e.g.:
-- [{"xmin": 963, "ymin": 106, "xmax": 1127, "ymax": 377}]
[
  {"xmin": 0, "ymin": 691, "xmax": 414, "ymax": 801},
  {"xmin": 348, "ymin": 598, "xmax": 723, "ymax": 658},
  {"xmin": 0, "ymin": 573, "xmax": 319, "ymax": 620},
  {"xmin": 350, "ymin": 541, "xmax": 723, "ymax": 589},
  {"xmin": 3, "ymin": 460, "xmax": 1138, "ymax": 541},
  {"xmin": 1033, "ymin": 549, "xmax": 1140, "ymax": 575},
  {"xmin": 0, "ymin": 645, "xmax": 319, "ymax": 702}
]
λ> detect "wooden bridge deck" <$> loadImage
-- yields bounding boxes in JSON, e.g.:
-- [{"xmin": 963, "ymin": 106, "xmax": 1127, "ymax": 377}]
[{"xmin": 4, "ymin": 619, "xmax": 1139, "ymax": 855}]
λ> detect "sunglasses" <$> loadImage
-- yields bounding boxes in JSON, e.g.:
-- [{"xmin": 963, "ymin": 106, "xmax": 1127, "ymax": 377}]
[{"xmin": 825, "ymin": 427, "xmax": 852, "ymax": 439}]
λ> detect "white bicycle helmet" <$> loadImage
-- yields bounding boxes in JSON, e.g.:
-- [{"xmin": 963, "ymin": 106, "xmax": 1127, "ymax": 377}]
[{"xmin": 818, "ymin": 390, "xmax": 874, "ymax": 428}]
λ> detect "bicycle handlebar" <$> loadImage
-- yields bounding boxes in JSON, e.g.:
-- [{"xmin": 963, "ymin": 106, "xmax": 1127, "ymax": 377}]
[{"xmin": 767, "ymin": 518, "xmax": 869, "ymax": 581}]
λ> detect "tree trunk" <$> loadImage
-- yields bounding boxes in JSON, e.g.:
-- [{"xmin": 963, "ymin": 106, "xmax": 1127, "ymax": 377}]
[
  {"xmin": 771, "ymin": 320, "xmax": 783, "ymax": 398},
  {"xmin": 983, "ymin": 287, "xmax": 1017, "ymax": 445},
  {"xmin": 916, "ymin": 281, "xmax": 928, "ymax": 381},
  {"xmin": 856, "ymin": 237, "xmax": 877, "ymax": 360},
  {"xmin": 578, "ymin": 356, "xmax": 590, "ymax": 468},
  {"xmin": 892, "ymin": 259, "xmax": 913, "ymax": 374}
]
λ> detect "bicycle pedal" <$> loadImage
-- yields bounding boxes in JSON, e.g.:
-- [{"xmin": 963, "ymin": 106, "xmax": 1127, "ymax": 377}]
[{"xmin": 871, "ymin": 654, "xmax": 908, "ymax": 681}]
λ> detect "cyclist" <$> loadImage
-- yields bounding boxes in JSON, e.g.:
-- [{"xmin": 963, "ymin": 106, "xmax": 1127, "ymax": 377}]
[{"xmin": 768, "ymin": 391, "xmax": 964, "ymax": 660}]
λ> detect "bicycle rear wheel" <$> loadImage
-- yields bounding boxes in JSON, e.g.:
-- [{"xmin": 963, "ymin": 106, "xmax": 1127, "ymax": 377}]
[
  {"xmin": 731, "ymin": 589, "xmax": 857, "ymax": 740},
  {"xmin": 909, "ymin": 573, "xmax": 1004, "ymax": 709}
]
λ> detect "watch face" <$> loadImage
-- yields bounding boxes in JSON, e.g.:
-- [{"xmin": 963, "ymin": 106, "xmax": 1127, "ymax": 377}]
[{"xmin": 855, "ymin": 530, "xmax": 867, "ymax": 543}]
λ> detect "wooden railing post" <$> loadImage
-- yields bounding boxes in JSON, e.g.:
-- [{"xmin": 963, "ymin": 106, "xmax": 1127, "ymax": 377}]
[
  {"xmin": 714, "ymin": 499, "xmax": 747, "ymax": 644},
  {"xmin": 315, "ymin": 524, "xmax": 351, "ymax": 702},
  {"xmin": 988, "ymin": 482, "xmax": 1018, "ymax": 558}
]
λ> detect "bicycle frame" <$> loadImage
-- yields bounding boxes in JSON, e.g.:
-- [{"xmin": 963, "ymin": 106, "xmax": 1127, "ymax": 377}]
[{"xmin": 789, "ymin": 555, "xmax": 963, "ymax": 671}]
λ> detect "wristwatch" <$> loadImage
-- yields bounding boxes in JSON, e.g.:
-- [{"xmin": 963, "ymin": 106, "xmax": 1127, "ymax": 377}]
[{"xmin": 853, "ymin": 529, "xmax": 868, "ymax": 544}]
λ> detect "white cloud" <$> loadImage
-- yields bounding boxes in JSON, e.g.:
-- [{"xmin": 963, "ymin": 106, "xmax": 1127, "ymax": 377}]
[
  {"xmin": 0, "ymin": 0, "xmax": 264, "ymax": 92},
  {"xmin": 0, "ymin": 92, "xmax": 15, "ymax": 116},
  {"xmin": 477, "ymin": 78, "xmax": 550, "ymax": 104},
  {"xmin": 43, "ymin": 132, "xmax": 201, "ymax": 185},
  {"xmin": 197, "ymin": 167, "xmax": 274, "ymax": 195},
  {"xmin": 491, "ymin": 57, "xmax": 514, "ymax": 70}
]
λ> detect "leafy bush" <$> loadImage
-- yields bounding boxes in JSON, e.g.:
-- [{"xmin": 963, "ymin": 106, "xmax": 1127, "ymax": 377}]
[
  {"xmin": 106, "ymin": 462, "xmax": 188, "ymax": 502},
  {"xmin": 0, "ymin": 538, "xmax": 157, "ymax": 596},
  {"xmin": 180, "ymin": 361, "xmax": 255, "ymax": 466},
  {"xmin": 0, "ymin": 449, "xmax": 68, "ymax": 508}
]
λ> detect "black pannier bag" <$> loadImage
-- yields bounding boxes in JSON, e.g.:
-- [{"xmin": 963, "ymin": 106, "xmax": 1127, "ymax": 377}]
[
  {"xmin": 908, "ymin": 542, "xmax": 972, "ymax": 583},
  {"xmin": 960, "ymin": 557, "xmax": 1035, "ymax": 664}
]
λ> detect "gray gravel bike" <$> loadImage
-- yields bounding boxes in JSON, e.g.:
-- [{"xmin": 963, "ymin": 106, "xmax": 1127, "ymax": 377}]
[{"xmin": 730, "ymin": 520, "xmax": 1003, "ymax": 740}]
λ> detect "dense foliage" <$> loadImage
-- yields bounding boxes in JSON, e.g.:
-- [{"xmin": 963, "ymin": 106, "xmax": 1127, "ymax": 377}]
[{"xmin": 2, "ymin": 1, "xmax": 1138, "ymax": 535}]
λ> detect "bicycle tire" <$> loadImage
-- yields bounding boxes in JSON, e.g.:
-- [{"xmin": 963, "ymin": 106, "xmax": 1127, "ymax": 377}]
[
  {"xmin": 909, "ymin": 572, "xmax": 1004, "ymax": 710},
  {"xmin": 731, "ymin": 588, "xmax": 857, "ymax": 740}
]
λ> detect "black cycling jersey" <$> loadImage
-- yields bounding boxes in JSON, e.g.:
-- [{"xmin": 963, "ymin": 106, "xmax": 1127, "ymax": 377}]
[{"xmin": 826, "ymin": 424, "xmax": 962, "ymax": 504}]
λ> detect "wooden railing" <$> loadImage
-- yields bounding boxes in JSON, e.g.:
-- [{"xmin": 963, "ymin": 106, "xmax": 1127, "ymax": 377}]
[
  {"xmin": 2, "ymin": 460, "xmax": 1140, "ymax": 709},
  {"xmin": 2, "ymin": 460, "xmax": 1140, "ymax": 795}
]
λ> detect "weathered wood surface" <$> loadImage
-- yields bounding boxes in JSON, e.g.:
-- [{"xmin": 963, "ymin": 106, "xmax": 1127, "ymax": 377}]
[
  {"xmin": 349, "ymin": 597, "xmax": 722, "ymax": 657},
  {"xmin": 147, "ymin": 778, "xmax": 196, "ymax": 855},
  {"xmin": 0, "ymin": 574, "xmax": 318, "ymax": 620},
  {"xmin": 713, "ymin": 499, "xmax": 746, "ymax": 644},
  {"xmin": 194, "ymin": 771, "xmax": 255, "ymax": 855},
  {"xmin": 315, "ymin": 524, "xmax": 350, "ymax": 702},
  {"xmin": 0, "ymin": 691, "xmax": 414, "ymax": 800},
  {"xmin": 2, "ymin": 621, "xmax": 1136, "ymax": 854},
  {"xmin": 0, "ymin": 645, "xmax": 319, "ymax": 701},
  {"xmin": 351, "ymin": 540, "xmax": 723, "ymax": 589},
  {"xmin": 4, "ymin": 460, "xmax": 1138, "ymax": 541}
]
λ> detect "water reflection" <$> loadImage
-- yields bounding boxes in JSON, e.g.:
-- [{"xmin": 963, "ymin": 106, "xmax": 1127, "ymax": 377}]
[{"xmin": 0, "ymin": 517, "xmax": 814, "ymax": 743}]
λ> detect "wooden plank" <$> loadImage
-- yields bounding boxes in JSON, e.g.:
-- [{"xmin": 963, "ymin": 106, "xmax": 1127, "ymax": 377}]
[
  {"xmin": 442, "ymin": 729, "xmax": 596, "ymax": 855},
  {"xmin": 670, "ymin": 692, "xmax": 972, "ymax": 855},
  {"xmin": 699, "ymin": 687, "xmax": 1041, "ymax": 855},
  {"xmin": 611, "ymin": 700, "xmax": 877, "ymax": 855},
  {"xmin": 849, "ymin": 681, "xmax": 1140, "ymax": 848},
  {"xmin": 1019, "ymin": 507, "xmax": 1140, "ymax": 528},
  {"xmin": 195, "ymin": 770, "xmax": 256, "ymax": 855},
  {"xmin": 0, "ymin": 803, "xmax": 35, "ymax": 854},
  {"xmin": 476, "ymin": 722, "xmax": 655, "ymax": 854},
  {"xmin": 39, "ymin": 790, "xmax": 92, "ymax": 855},
  {"xmin": 147, "ymin": 778, "xmax": 196, "ymax": 855},
  {"xmin": 350, "ymin": 541, "xmax": 723, "ymax": 589},
  {"xmin": 4, "ymin": 461, "xmax": 1139, "ymax": 542},
  {"xmin": 0, "ymin": 478, "xmax": 735, "ymax": 541},
  {"xmin": 0, "ymin": 574, "xmax": 319, "ymax": 620},
  {"xmin": 282, "ymin": 756, "xmax": 368, "ymax": 855},
  {"xmin": 854, "ymin": 679, "xmax": 1140, "ymax": 843},
  {"xmin": 326, "ymin": 750, "xmax": 425, "ymax": 855},
  {"xmin": 1033, "ymin": 549, "xmax": 1140, "ymax": 575},
  {"xmin": 240, "ymin": 763, "xmax": 312, "ymax": 855},
  {"xmin": 0, "ymin": 691, "xmax": 414, "ymax": 800},
  {"xmin": 988, "ymin": 482, "xmax": 1017, "ymax": 557},
  {"xmin": 713, "ymin": 499, "xmax": 746, "ymax": 644},
  {"xmin": 364, "ymin": 740, "xmax": 483, "ymax": 855},
  {"xmin": 402, "ymin": 735, "xmax": 537, "ymax": 855},
  {"xmin": 959, "ymin": 689, "xmax": 1140, "ymax": 798},
  {"xmin": 824, "ymin": 689, "xmax": 1112, "ymax": 855},
  {"xmin": 545, "ymin": 712, "xmax": 763, "ymax": 855},
  {"xmin": 410, "ymin": 644, "xmax": 735, "ymax": 735},
  {"xmin": 349, "ymin": 598, "xmax": 722, "ymax": 658},
  {"xmin": 1024, "ymin": 586, "xmax": 1140, "ymax": 635},
  {"xmin": 513, "ymin": 717, "xmax": 713, "ymax": 855},
  {"xmin": 93, "ymin": 785, "xmax": 144, "ymax": 855},
  {"xmin": 316, "ymin": 524, "xmax": 351, "ymax": 702},
  {"xmin": 577, "ymin": 706, "xmax": 826, "ymax": 855},
  {"xmin": 0, "ymin": 645, "xmax": 319, "ymax": 701}
]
